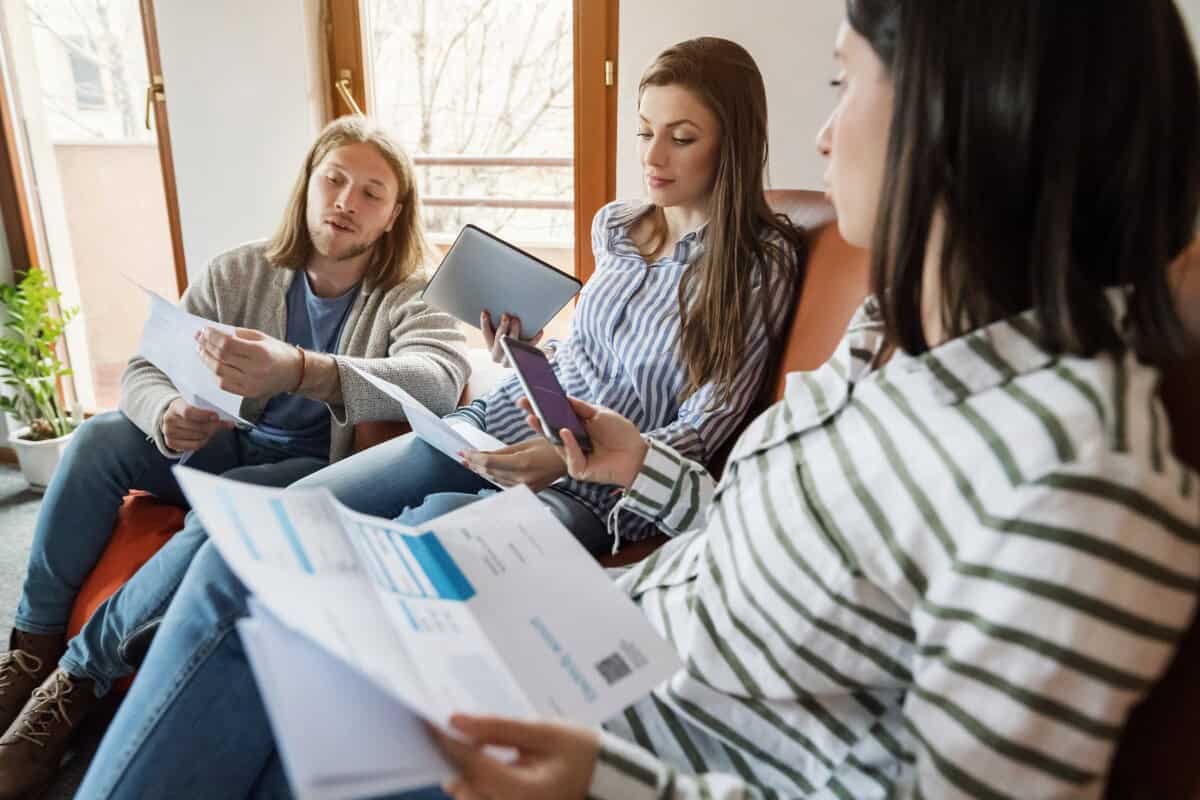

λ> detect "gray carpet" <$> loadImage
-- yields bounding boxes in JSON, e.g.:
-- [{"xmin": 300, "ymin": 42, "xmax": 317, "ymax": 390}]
[{"xmin": 0, "ymin": 464, "xmax": 120, "ymax": 799}]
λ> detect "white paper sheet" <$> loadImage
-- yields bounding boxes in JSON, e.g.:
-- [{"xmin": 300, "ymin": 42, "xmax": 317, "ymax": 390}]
[
  {"xmin": 349, "ymin": 365, "xmax": 505, "ymax": 465},
  {"xmin": 132, "ymin": 281, "xmax": 253, "ymax": 427},
  {"xmin": 239, "ymin": 600, "xmax": 452, "ymax": 800},
  {"xmin": 174, "ymin": 467, "xmax": 681, "ymax": 798}
]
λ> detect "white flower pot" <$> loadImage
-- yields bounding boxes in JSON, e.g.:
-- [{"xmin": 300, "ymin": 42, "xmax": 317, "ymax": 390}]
[{"xmin": 8, "ymin": 427, "xmax": 73, "ymax": 492}]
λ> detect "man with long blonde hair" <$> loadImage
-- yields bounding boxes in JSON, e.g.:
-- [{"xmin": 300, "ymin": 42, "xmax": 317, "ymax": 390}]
[{"xmin": 0, "ymin": 116, "xmax": 468, "ymax": 796}]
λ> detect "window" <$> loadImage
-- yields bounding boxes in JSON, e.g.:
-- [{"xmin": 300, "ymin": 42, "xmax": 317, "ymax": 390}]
[
  {"xmin": 1, "ymin": 0, "xmax": 181, "ymax": 410},
  {"xmin": 329, "ymin": 0, "xmax": 617, "ymax": 280},
  {"xmin": 67, "ymin": 37, "xmax": 106, "ymax": 111}
]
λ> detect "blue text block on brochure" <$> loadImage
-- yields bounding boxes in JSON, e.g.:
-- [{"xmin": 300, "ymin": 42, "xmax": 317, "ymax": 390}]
[
  {"xmin": 404, "ymin": 532, "xmax": 475, "ymax": 601},
  {"xmin": 349, "ymin": 520, "xmax": 477, "ymax": 602}
]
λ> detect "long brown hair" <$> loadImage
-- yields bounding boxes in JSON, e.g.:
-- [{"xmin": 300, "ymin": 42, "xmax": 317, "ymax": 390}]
[
  {"xmin": 265, "ymin": 116, "xmax": 430, "ymax": 290},
  {"xmin": 631, "ymin": 37, "xmax": 805, "ymax": 406}
]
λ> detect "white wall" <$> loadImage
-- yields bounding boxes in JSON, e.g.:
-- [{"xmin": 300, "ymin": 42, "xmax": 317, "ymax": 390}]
[
  {"xmin": 615, "ymin": 1, "xmax": 842, "ymax": 199},
  {"xmin": 154, "ymin": 0, "xmax": 326, "ymax": 281},
  {"xmin": 617, "ymin": 1, "xmax": 1200, "ymax": 201}
]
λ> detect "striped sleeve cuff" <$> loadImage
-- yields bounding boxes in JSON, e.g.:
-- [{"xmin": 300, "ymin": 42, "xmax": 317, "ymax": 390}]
[
  {"xmin": 620, "ymin": 437, "xmax": 688, "ymax": 523},
  {"xmin": 443, "ymin": 398, "xmax": 486, "ymax": 429},
  {"xmin": 588, "ymin": 732, "xmax": 667, "ymax": 800}
]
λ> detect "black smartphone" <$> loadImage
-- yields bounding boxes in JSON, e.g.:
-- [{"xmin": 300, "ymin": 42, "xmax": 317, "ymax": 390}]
[{"xmin": 499, "ymin": 335, "xmax": 593, "ymax": 453}]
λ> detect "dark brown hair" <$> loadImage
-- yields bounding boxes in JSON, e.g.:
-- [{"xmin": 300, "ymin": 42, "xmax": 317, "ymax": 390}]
[
  {"xmin": 632, "ymin": 37, "xmax": 805, "ymax": 406},
  {"xmin": 265, "ymin": 115, "xmax": 430, "ymax": 290},
  {"xmin": 848, "ymin": 0, "xmax": 1200, "ymax": 358}
]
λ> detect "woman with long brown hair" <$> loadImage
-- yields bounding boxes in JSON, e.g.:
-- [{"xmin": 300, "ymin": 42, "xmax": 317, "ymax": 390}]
[{"xmin": 271, "ymin": 35, "xmax": 806, "ymax": 555}]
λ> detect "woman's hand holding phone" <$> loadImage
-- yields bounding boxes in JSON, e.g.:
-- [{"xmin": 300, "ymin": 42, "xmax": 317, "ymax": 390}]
[
  {"xmin": 480, "ymin": 310, "xmax": 544, "ymax": 367},
  {"xmin": 519, "ymin": 397, "xmax": 648, "ymax": 488}
]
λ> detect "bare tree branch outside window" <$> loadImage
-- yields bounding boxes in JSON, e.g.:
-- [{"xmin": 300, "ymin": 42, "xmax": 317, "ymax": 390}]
[
  {"xmin": 367, "ymin": 0, "xmax": 574, "ymax": 246},
  {"xmin": 26, "ymin": 0, "xmax": 152, "ymax": 142}
]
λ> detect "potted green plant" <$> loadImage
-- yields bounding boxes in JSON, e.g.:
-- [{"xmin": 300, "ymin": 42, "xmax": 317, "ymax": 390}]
[{"xmin": 0, "ymin": 268, "xmax": 81, "ymax": 490}]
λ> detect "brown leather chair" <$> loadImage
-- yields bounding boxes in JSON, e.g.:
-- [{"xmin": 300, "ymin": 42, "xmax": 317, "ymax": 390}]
[
  {"xmin": 762, "ymin": 190, "xmax": 871, "ymax": 394},
  {"xmin": 1105, "ymin": 331, "xmax": 1200, "ymax": 798}
]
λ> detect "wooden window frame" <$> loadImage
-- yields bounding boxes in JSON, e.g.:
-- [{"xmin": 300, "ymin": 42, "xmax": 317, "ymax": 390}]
[
  {"xmin": 323, "ymin": 0, "xmax": 367, "ymax": 119},
  {"xmin": 140, "ymin": 0, "xmax": 189, "ymax": 296},
  {"xmin": 0, "ymin": 48, "xmax": 37, "ymax": 279},
  {"xmin": 0, "ymin": 1, "xmax": 187, "ymax": 294},
  {"xmin": 571, "ymin": 0, "xmax": 618, "ymax": 282},
  {"xmin": 0, "ymin": 0, "xmax": 189, "ymax": 425},
  {"xmin": 324, "ymin": 0, "xmax": 618, "ymax": 282}
]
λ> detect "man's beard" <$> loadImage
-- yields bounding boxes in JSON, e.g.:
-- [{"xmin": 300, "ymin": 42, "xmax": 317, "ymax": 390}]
[
  {"xmin": 311, "ymin": 224, "xmax": 378, "ymax": 263},
  {"xmin": 332, "ymin": 239, "xmax": 374, "ymax": 262}
]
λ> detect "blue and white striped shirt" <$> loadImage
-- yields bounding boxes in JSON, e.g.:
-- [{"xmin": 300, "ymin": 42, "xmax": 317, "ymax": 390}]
[{"xmin": 449, "ymin": 201, "xmax": 795, "ymax": 542}]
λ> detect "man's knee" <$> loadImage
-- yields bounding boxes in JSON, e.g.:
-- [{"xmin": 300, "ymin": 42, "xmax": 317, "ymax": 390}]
[
  {"xmin": 290, "ymin": 431, "xmax": 419, "ymax": 493},
  {"xmin": 221, "ymin": 459, "xmax": 324, "ymax": 489},
  {"xmin": 72, "ymin": 411, "xmax": 149, "ymax": 455}
]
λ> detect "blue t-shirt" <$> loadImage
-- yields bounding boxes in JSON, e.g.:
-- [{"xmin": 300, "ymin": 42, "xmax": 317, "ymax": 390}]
[{"xmin": 244, "ymin": 273, "xmax": 359, "ymax": 460}]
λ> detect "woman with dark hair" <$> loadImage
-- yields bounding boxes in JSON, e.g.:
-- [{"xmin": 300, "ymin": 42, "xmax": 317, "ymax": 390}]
[{"xmin": 428, "ymin": 1, "xmax": 1200, "ymax": 798}]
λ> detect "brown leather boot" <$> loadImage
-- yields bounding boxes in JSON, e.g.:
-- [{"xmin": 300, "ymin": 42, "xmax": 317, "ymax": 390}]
[
  {"xmin": 0, "ymin": 668, "xmax": 100, "ymax": 799},
  {"xmin": 0, "ymin": 631, "xmax": 63, "ymax": 735}
]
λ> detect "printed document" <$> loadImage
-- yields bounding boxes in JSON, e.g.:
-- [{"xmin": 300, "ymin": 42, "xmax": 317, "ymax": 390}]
[
  {"xmin": 349, "ymin": 365, "xmax": 505, "ymax": 468},
  {"xmin": 175, "ymin": 467, "xmax": 680, "ymax": 800},
  {"xmin": 133, "ymin": 282, "xmax": 253, "ymax": 426}
]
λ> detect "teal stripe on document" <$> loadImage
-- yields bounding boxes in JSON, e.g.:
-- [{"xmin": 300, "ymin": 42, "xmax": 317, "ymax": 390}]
[
  {"xmin": 218, "ymin": 489, "xmax": 261, "ymax": 561},
  {"xmin": 268, "ymin": 499, "xmax": 314, "ymax": 574}
]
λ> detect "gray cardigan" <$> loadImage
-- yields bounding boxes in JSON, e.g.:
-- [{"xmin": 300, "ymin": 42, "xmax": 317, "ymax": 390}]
[{"xmin": 119, "ymin": 241, "xmax": 469, "ymax": 462}]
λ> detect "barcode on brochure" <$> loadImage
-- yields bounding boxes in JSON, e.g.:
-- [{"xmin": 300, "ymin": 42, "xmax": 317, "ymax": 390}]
[{"xmin": 595, "ymin": 652, "xmax": 633, "ymax": 686}]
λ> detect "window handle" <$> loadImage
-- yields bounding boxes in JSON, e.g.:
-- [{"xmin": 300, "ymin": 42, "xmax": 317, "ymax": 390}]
[
  {"xmin": 144, "ymin": 75, "xmax": 164, "ymax": 131},
  {"xmin": 335, "ymin": 69, "xmax": 362, "ymax": 116}
]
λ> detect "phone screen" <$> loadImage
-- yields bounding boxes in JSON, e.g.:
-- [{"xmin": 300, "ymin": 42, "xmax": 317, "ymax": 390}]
[{"xmin": 505, "ymin": 342, "xmax": 590, "ymax": 446}]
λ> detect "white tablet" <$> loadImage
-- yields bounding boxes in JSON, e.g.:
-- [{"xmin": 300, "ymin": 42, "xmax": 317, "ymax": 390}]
[{"xmin": 422, "ymin": 224, "xmax": 582, "ymax": 338}]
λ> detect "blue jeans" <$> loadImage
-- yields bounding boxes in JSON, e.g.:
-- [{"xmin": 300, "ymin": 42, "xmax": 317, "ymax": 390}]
[
  {"xmin": 78, "ymin": 506, "xmax": 458, "ymax": 799},
  {"xmin": 292, "ymin": 433, "xmax": 612, "ymax": 553},
  {"xmin": 15, "ymin": 411, "xmax": 326, "ymax": 696},
  {"xmin": 289, "ymin": 431, "xmax": 493, "ymax": 518}
]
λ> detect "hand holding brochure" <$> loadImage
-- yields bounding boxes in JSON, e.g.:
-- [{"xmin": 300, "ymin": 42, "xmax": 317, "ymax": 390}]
[
  {"xmin": 174, "ymin": 467, "xmax": 680, "ymax": 799},
  {"xmin": 131, "ymin": 281, "xmax": 253, "ymax": 427}
]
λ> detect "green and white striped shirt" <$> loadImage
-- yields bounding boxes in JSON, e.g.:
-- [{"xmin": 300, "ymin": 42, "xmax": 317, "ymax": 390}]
[{"xmin": 589, "ymin": 295, "xmax": 1200, "ymax": 799}]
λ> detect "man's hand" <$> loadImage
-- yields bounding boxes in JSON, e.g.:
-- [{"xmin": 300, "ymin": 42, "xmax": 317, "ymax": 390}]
[
  {"xmin": 520, "ymin": 397, "xmax": 648, "ymax": 488},
  {"xmin": 434, "ymin": 714, "xmax": 599, "ymax": 800},
  {"xmin": 481, "ymin": 310, "xmax": 545, "ymax": 367},
  {"xmin": 460, "ymin": 437, "xmax": 566, "ymax": 491},
  {"xmin": 195, "ymin": 327, "xmax": 302, "ymax": 400},
  {"xmin": 161, "ymin": 397, "xmax": 234, "ymax": 453}
]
